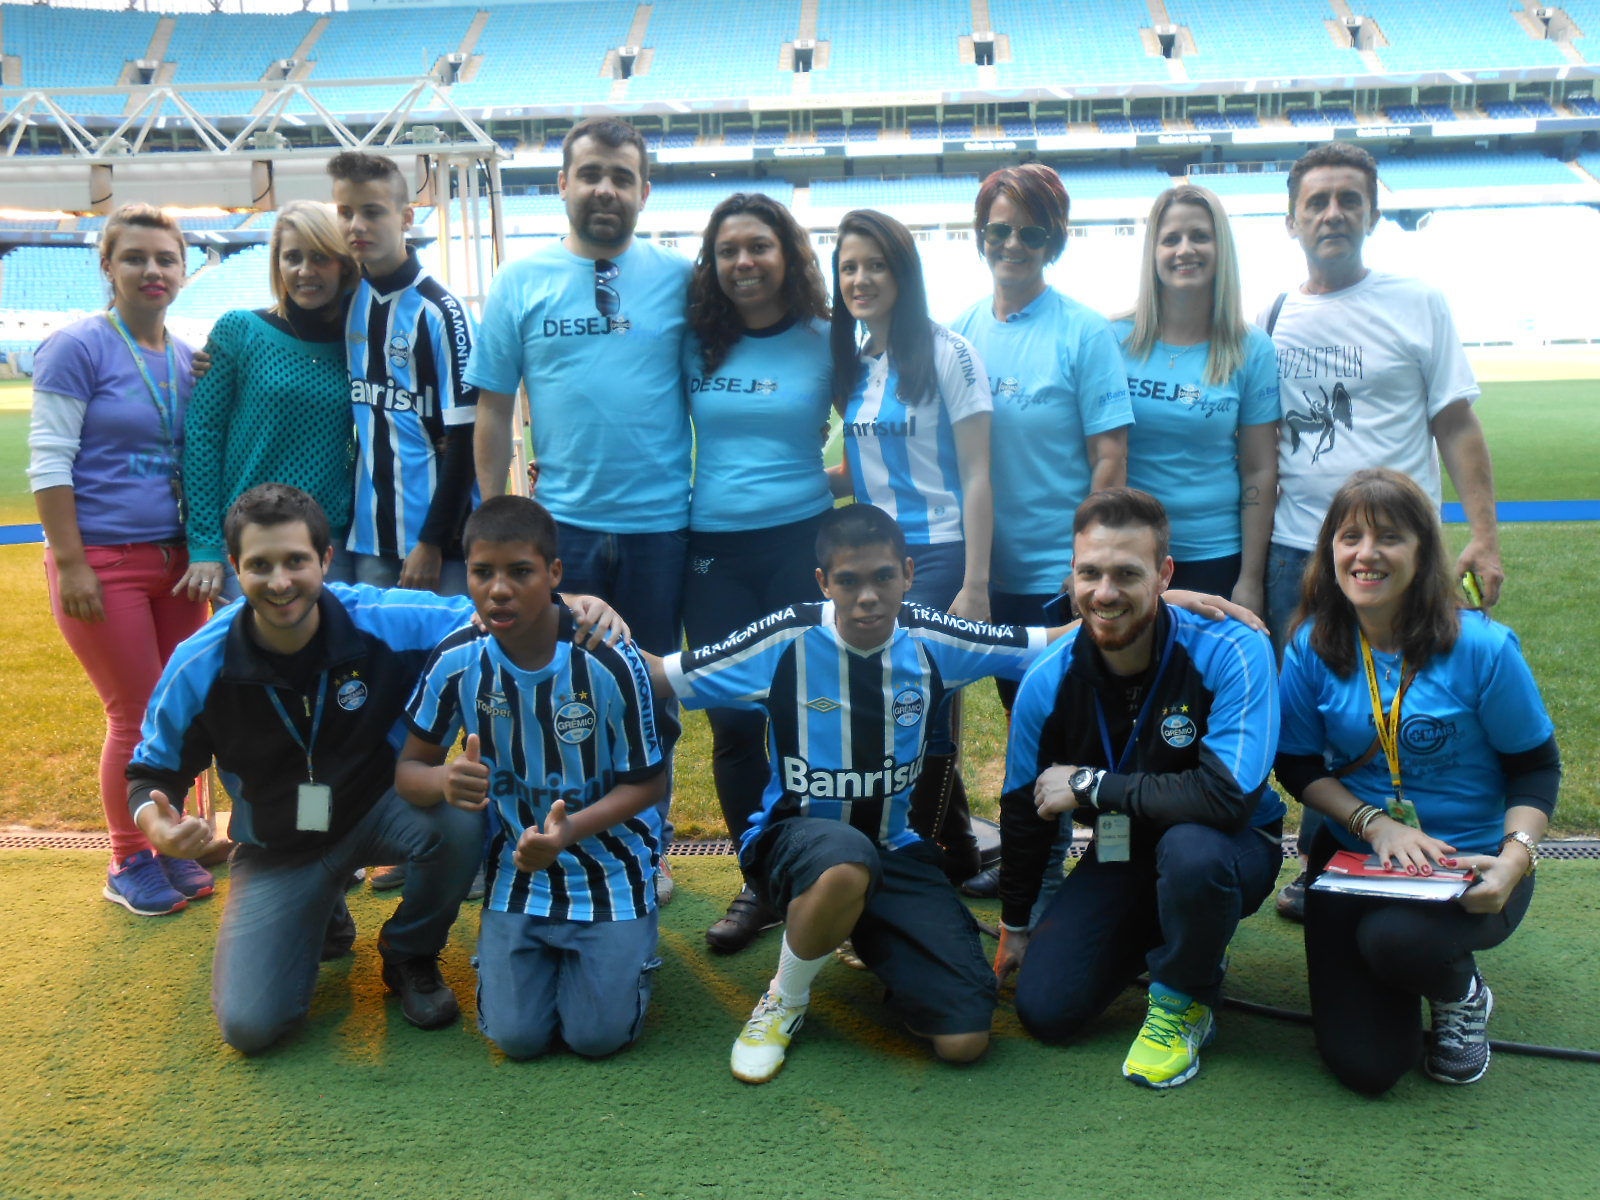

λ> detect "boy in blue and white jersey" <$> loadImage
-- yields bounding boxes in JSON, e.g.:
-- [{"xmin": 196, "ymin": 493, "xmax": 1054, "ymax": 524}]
[
  {"xmin": 330, "ymin": 151, "xmax": 478, "ymax": 596},
  {"xmin": 398, "ymin": 495, "xmax": 666, "ymax": 1061},
  {"xmin": 642, "ymin": 504, "xmax": 1062, "ymax": 1084}
]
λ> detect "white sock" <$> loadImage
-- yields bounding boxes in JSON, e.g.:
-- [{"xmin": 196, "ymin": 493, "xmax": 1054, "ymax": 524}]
[{"xmin": 770, "ymin": 934, "xmax": 829, "ymax": 1005}]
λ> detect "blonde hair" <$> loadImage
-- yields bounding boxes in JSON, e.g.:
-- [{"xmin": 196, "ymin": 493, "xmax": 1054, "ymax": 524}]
[
  {"xmin": 1121, "ymin": 186, "xmax": 1247, "ymax": 386},
  {"xmin": 99, "ymin": 203, "xmax": 187, "ymax": 305},
  {"xmin": 268, "ymin": 200, "xmax": 359, "ymax": 317}
]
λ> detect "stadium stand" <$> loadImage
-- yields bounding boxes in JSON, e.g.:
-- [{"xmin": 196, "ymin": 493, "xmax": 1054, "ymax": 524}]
[
  {"xmin": 988, "ymin": 0, "xmax": 1168, "ymax": 88},
  {"xmin": 1055, "ymin": 165, "xmax": 1175, "ymax": 200},
  {"xmin": 1384, "ymin": 103, "xmax": 1458, "ymax": 124},
  {"xmin": 1193, "ymin": 169, "xmax": 1292, "ymax": 197},
  {"xmin": 1364, "ymin": 1, "xmax": 1570, "ymax": 72},
  {"xmin": 815, "ymin": 0, "xmax": 976, "ymax": 94},
  {"xmin": 809, "ymin": 174, "xmax": 979, "ymax": 210},
  {"xmin": 1571, "ymin": 96, "xmax": 1600, "ymax": 117},
  {"xmin": 171, "ymin": 244, "xmax": 274, "ymax": 320},
  {"xmin": 624, "ymin": 0, "xmax": 794, "ymax": 101},
  {"xmin": 1173, "ymin": 0, "xmax": 1367, "ymax": 81},
  {"xmin": 453, "ymin": 2, "xmax": 633, "ymax": 109},
  {"xmin": 164, "ymin": 13, "xmax": 317, "ymax": 116},
  {"xmin": 288, "ymin": 8, "xmax": 476, "ymax": 114},
  {"xmin": 2, "ymin": 6, "xmax": 160, "ymax": 115},
  {"xmin": 1288, "ymin": 105, "xmax": 1357, "ymax": 126},
  {"xmin": 1, "ymin": 247, "xmax": 105, "ymax": 310},
  {"xmin": 1376, "ymin": 150, "xmax": 1582, "ymax": 191}
]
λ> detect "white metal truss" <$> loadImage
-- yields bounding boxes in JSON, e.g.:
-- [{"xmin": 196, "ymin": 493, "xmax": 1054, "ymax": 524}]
[{"xmin": 0, "ymin": 75, "xmax": 501, "ymax": 161}]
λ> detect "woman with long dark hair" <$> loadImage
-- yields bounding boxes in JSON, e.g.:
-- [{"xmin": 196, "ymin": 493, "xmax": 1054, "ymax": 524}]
[
  {"xmin": 685, "ymin": 192, "xmax": 835, "ymax": 953},
  {"xmin": 1276, "ymin": 467, "xmax": 1559, "ymax": 1094},
  {"xmin": 27, "ymin": 203, "xmax": 213, "ymax": 917},
  {"xmin": 830, "ymin": 208, "xmax": 994, "ymax": 884}
]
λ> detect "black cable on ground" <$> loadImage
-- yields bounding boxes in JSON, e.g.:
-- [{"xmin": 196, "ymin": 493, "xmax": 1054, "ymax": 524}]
[{"xmin": 1217, "ymin": 993, "xmax": 1600, "ymax": 1063}]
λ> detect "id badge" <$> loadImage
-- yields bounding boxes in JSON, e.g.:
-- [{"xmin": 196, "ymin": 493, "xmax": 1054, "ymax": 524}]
[
  {"xmin": 1096, "ymin": 812, "xmax": 1131, "ymax": 863},
  {"xmin": 1386, "ymin": 795, "xmax": 1421, "ymax": 830},
  {"xmin": 297, "ymin": 782, "xmax": 332, "ymax": 832}
]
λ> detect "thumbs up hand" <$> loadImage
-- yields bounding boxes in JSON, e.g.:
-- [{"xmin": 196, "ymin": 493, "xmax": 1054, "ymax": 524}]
[
  {"xmin": 144, "ymin": 789, "xmax": 212, "ymax": 858},
  {"xmin": 513, "ymin": 800, "xmax": 570, "ymax": 874},
  {"xmin": 445, "ymin": 733, "xmax": 491, "ymax": 811}
]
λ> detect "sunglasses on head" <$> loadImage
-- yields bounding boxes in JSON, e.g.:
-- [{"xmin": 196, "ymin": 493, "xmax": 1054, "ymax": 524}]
[
  {"xmin": 981, "ymin": 222, "xmax": 1051, "ymax": 250},
  {"xmin": 595, "ymin": 258, "xmax": 620, "ymax": 317}
]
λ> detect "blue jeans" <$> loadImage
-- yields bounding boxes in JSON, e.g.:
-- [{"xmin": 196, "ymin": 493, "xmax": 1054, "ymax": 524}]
[
  {"xmin": 1265, "ymin": 542, "xmax": 1312, "ymax": 665},
  {"xmin": 211, "ymin": 788, "xmax": 483, "ymax": 1054},
  {"xmin": 1265, "ymin": 542, "xmax": 1322, "ymax": 853},
  {"xmin": 683, "ymin": 514, "xmax": 828, "ymax": 847},
  {"xmin": 906, "ymin": 540, "xmax": 966, "ymax": 755},
  {"xmin": 351, "ymin": 552, "xmax": 469, "ymax": 596},
  {"xmin": 555, "ymin": 522, "xmax": 688, "ymax": 843},
  {"xmin": 475, "ymin": 908, "xmax": 661, "ymax": 1060},
  {"xmin": 1015, "ymin": 820, "xmax": 1282, "ymax": 1042}
]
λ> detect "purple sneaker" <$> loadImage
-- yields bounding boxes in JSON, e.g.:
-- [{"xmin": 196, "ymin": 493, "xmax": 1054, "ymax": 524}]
[
  {"xmin": 157, "ymin": 854, "xmax": 215, "ymax": 900},
  {"xmin": 104, "ymin": 850, "xmax": 187, "ymax": 917}
]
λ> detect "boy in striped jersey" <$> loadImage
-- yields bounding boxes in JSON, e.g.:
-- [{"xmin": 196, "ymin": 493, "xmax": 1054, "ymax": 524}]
[
  {"xmin": 329, "ymin": 151, "xmax": 478, "ymax": 598},
  {"xmin": 398, "ymin": 496, "xmax": 666, "ymax": 1060},
  {"xmin": 641, "ymin": 503, "xmax": 1064, "ymax": 1083}
]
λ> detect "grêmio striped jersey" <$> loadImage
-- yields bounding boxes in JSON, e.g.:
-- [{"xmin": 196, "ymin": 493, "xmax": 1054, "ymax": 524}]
[
  {"xmin": 404, "ymin": 611, "xmax": 664, "ymax": 921},
  {"xmin": 666, "ymin": 601, "xmax": 1047, "ymax": 852},
  {"xmin": 345, "ymin": 254, "xmax": 478, "ymax": 560}
]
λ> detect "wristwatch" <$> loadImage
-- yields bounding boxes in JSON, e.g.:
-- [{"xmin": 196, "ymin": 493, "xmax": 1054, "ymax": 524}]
[
  {"xmin": 1500, "ymin": 830, "xmax": 1540, "ymax": 877},
  {"xmin": 1069, "ymin": 767, "xmax": 1103, "ymax": 808}
]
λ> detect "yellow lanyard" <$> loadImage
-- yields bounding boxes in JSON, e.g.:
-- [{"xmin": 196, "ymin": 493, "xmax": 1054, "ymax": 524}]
[{"xmin": 1358, "ymin": 631, "xmax": 1412, "ymax": 802}]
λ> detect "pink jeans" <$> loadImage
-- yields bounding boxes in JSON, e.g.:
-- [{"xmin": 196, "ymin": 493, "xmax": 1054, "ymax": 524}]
[{"xmin": 45, "ymin": 542, "xmax": 208, "ymax": 861}]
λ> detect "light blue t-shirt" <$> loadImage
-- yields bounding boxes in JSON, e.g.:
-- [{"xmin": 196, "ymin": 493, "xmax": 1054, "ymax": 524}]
[
  {"xmin": 1112, "ymin": 320, "xmax": 1281, "ymax": 562},
  {"xmin": 951, "ymin": 288, "xmax": 1132, "ymax": 594},
  {"xmin": 465, "ymin": 239, "xmax": 692, "ymax": 532},
  {"xmin": 686, "ymin": 315, "xmax": 833, "ymax": 532},
  {"xmin": 1278, "ymin": 614, "xmax": 1554, "ymax": 856}
]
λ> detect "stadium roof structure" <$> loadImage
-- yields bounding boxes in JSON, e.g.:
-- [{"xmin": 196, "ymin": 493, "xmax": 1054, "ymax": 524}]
[{"xmin": 0, "ymin": 74, "xmax": 501, "ymax": 207}]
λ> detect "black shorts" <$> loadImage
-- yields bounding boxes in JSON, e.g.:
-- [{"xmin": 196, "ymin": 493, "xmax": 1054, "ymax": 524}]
[{"xmin": 746, "ymin": 817, "xmax": 997, "ymax": 1036}]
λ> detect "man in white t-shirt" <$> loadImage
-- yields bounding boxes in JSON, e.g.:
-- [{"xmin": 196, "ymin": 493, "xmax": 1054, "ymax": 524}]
[
  {"xmin": 1261, "ymin": 142, "xmax": 1503, "ymax": 920},
  {"xmin": 1262, "ymin": 141, "xmax": 1502, "ymax": 647}
]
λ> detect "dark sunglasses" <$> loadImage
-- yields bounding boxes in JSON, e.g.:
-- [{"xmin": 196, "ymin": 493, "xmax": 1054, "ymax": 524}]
[
  {"xmin": 981, "ymin": 222, "xmax": 1050, "ymax": 250},
  {"xmin": 595, "ymin": 258, "xmax": 620, "ymax": 317}
]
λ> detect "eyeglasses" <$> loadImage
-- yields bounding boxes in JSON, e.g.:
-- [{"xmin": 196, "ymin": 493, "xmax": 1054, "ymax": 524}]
[
  {"xmin": 595, "ymin": 258, "xmax": 620, "ymax": 317},
  {"xmin": 981, "ymin": 222, "xmax": 1050, "ymax": 250}
]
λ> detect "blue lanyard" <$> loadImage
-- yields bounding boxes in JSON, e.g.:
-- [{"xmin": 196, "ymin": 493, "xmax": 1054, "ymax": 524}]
[
  {"xmin": 264, "ymin": 674, "xmax": 328, "ymax": 783},
  {"xmin": 1092, "ymin": 616, "xmax": 1178, "ymax": 773},
  {"xmin": 105, "ymin": 309, "xmax": 179, "ymax": 452}
]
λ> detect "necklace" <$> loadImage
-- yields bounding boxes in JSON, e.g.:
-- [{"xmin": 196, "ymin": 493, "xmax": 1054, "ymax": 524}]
[{"xmin": 1158, "ymin": 339, "xmax": 1204, "ymax": 370}]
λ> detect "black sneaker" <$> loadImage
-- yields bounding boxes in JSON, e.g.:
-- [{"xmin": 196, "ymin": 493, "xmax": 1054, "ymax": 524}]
[
  {"xmin": 320, "ymin": 897, "xmax": 357, "ymax": 962},
  {"xmin": 1275, "ymin": 870, "xmax": 1308, "ymax": 923},
  {"xmin": 705, "ymin": 886, "xmax": 782, "ymax": 955},
  {"xmin": 380, "ymin": 955, "xmax": 460, "ymax": 1029},
  {"xmin": 1426, "ymin": 970, "xmax": 1494, "ymax": 1084}
]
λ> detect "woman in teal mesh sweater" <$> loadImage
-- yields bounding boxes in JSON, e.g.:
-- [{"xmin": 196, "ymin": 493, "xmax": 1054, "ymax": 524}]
[{"xmin": 178, "ymin": 200, "xmax": 359, "ymax": 598}]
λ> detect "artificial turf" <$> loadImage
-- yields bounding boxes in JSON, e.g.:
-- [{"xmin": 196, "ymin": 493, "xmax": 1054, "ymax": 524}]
[{"xmin": 1, "ymin": 851, "xmax": 1597, "ymax": 1200}]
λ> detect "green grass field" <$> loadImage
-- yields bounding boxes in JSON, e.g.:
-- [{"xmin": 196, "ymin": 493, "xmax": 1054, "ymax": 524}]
[{"xmin": 2, "ymin": 376, "xmax": 1597, "ymax": 834}]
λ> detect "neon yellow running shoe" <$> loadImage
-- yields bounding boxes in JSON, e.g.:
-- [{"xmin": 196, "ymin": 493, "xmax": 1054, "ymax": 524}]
[
  {"xmin": 1122, "ymin": 984, "xmax": 1215, "ymax": 1089},
  {"xmin": 731, "ymin": 990, "xmax": 807, "ymax": 1084}
]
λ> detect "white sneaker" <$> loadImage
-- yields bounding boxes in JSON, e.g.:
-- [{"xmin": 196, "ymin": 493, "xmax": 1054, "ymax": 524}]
[{"xmin": 730, "ymin": 990, "xmax": 807, "ymax": 1084}]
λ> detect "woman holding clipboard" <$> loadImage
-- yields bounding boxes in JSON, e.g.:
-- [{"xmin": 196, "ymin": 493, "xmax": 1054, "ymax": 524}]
[{"xmin": 1275, "ymin": 468, "xmax": 1560, "ymax": 1094}]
